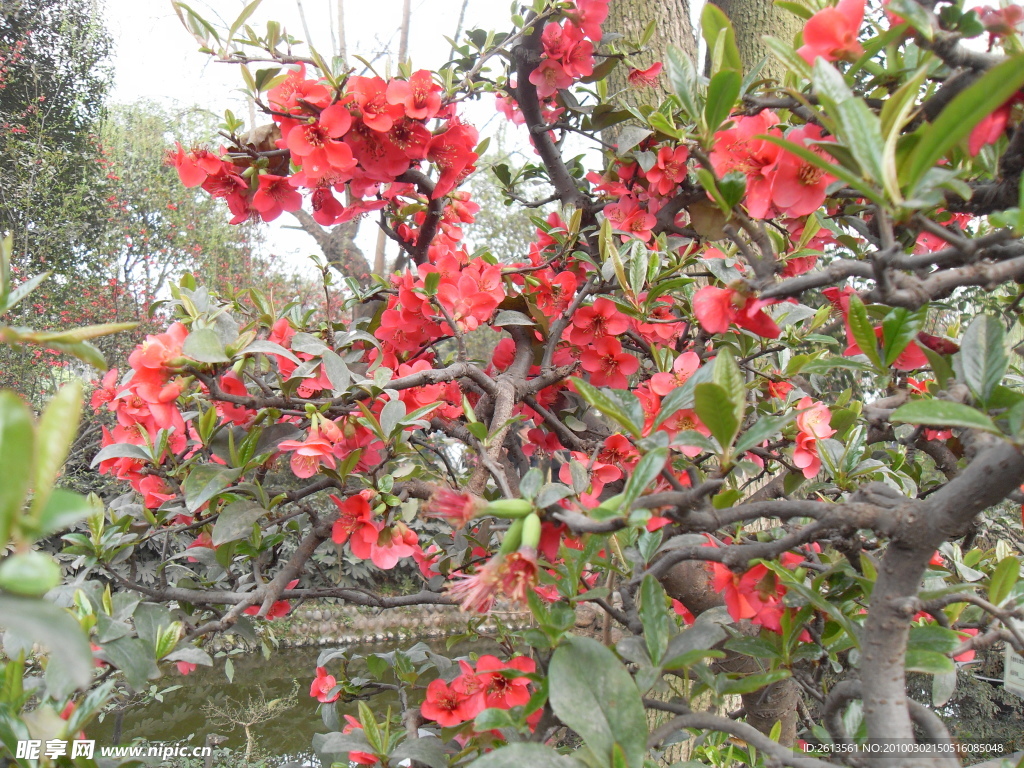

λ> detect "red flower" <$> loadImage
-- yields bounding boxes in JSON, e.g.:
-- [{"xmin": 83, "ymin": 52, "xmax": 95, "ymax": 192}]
[
  {"xmin": 251, "ymin": 174, "xmax": 303, "ymax": 221},
  {"xmin": 529, "ymin": 58, "xmax": 574, "ymax": 98},
  {"xmin": 427, "ymin": 121, "xmax": 479, "ymax": 199},
  {"xmin": 569, "ymin": 297, "xmax": 630, "ymax": 345},
  {"xmin": 627, "ymin": 62, "xmax": 663, "ymax": 88},
  {"xmin": 330, "ymin": 493, "xmax": 377, "ymax": 545},
  {"xmin": 771, "ymin": 124, "xmax": 835, "ymax": 217},
  {"xmin": 349, "ymin": 76, "xmax": 405, "ymax": 133},
  {"xmin": 798, "ymin": 0, "xmax": 865, "ymax": 64},
  {"xmin": 386, "ymin": 69, "xmax": 443, "ymax": 120},
  {"xmin": 448, "ymin": 555, "xmax": 507, "ymax": 613},
  {"xmin": 350, "ymin": 522, "xmax": 420, "ymax": 570},
  {"xmin": 645, "ymin": 144, "xmax": 689, "ymax": 196},
  {"xmin": 421, "ymin": 678, "xmax": 478, "ymax": 726},
  {"xmin": 693, "ymin": 286, "xmax": 781, "ymax": 339},
  {"xmin": 422, "ymin": 488, "xmax": 486, "ymax": 530},
  {"xmin": 954, "ymin": 628, "xmax": 979, "ymax": 662},
  {"xmin": 175, "ymin": 661, "xmax": 197, "ymax": 676},
  {"xmin": 310, "ymin": 667, "xmax": 339, "ymax": 703},
  {"xmin": 580, "ymin": 336, "xmax": 640, "ymax": 388},
  {"xmin": 278, "ymin": 426, "xmax": 338, "ymax": 478},
  {"xmin": 475, "ymin": 655, "xmax": 535, "ymax": 709},
  {"xmin": 650, "ymin": 351, "xmax": 700, "ymax": 396},
  {"xmin": 501, "ymin": 548, "xmax": 540, "ymax": 606},
  {"xmin": 671, "ymin": 599, "xmax": 695, "ymax": 625}
]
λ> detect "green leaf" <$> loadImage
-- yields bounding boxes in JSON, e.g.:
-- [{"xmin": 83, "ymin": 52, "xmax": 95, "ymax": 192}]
[
  {"xmin": 653, "ymin": 364, "xmax": 714, "ymax": 430},
  {"xmin": 572, "ymin": 379, "xmax": 643, "ymax": 437},
  {"xmin": 846, "ymin": 294, "xmax": 883, "ymax": 369},
  {"xmin": 663, "ymin": 606, "xmax": 731, "ymax": 668},
  {"xmin": 701, "ymin": 3, "xmax": 742, "ymax": 74},
  {"xmin": 890, "ymin": 400, "xmax": 1000, "ymax": 433},
  {"xmin": 666, "ymin": 46, "xmax": 700, "ymax": 120},
  {"xmin": 30, "ymin": 381, "xmax": 82, "ymax": 521},
  {"xmin": 734, "ymin": 413, "xmax": 795, "ymax": 455},
  {"xmin": 713, "ymin": 350, "xmax": 746, "ymax": 426},
  {"xmin": 882, "ymin": 307, "xmax": 927, "ymax": 367},
  {"xmin": 549, "ymin": 636, "xmax": 647, "ymax": 768},
  {"xmin": 90, "ymin": 442, "xmax": 152, "ymax": 467},
  {"xmin": 835, "ymin": 98, "xmax": 886, "ymax": 185},
  {"xmin": 762, "ymin": 35, "xmax": 812, "ymax": 81},
  {"xmin": 883, "ymin": 0, "xmax": 935, "ymax": 38},
  {"xmin": 239, "ymin": 339, "xmax": 301, "ymax": 364},
  {"xmin": 0, "ymin": 595, "xmax": 93, "ymax": 700},
  {"xmin": 0, "ymin": 391, "xmax": 34, "ymax": 547},
  {"xmin": 621, "ymin": 447, "xmax": 668, "ymax": 510},
  {"xmin": 905, "ymin": 54, "xmax": 1024, "ymax": 194},
  {"xmin": 468, "ymin": 743, "xmax": 583, "ymax": 768},
  {"xmin": 640, "ymin": 575, "xmax": 672, "ymax": 665},
  {"xmin": 721, "ymin": 668, "xmax": 791, "ymax": 695},
  {"xmin": 493, "ymin": 310, "xmax": 535, "ymax": 327},
  {"xmin": 760, "ymin": 135, "xmax": 883, "ymax": 205},
  {"xmin": 960, "ymin": 314, "xmax": 1007, "ymax": 405},
  {"xmin": 182, "ymin": 465, "xmax": 242, "ymax": 513},
  {"xmin": 390, "ymin": 737, "xmax": 448, "ymax": 768},
  {"xmin": 212, "ymin": 501, "xmax": 269, "ymax": 545},
  {"xmin": 989, "ymin": 556, "xmax": 1019, "ymax": 606},
  {"xmin": 182, "ymin": 327, "xmax": 230, "ymax": 363},
  {"xmin": 694, "ymin": 383, "xmax": 739, "ymax": 450},
  {"xmin": 704, "ymin": 70, "xmax": 741, "ymax": 131},
  {"xmin": 313, "ymin": 732, "xmax": 377, "ymax": 767},
  {"xmin": 379, "ymin": 398, "xmax": 407, "ymax": 439},
  {"xmin": 36, "ymin": 489, "xmax": 92, "ymax": 539}
]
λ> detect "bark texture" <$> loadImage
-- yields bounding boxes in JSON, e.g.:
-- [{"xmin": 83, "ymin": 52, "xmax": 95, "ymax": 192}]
[
  {"xmin": 605, "ymin": 0, "xmax": 697, "ymax": 108},
  {"xmin": 712, "ymin": 0, "xmax": 802, "ymax": 80}
]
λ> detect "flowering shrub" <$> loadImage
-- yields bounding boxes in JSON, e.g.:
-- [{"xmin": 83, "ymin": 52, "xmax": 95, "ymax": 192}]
[{"xmin": 40, "ymin": 0, "xmax": 1024, "ymax": 766}]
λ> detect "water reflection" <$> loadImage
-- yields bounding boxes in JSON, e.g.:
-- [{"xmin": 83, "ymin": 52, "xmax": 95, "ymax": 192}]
[{"xmin": 89, "ymin": 639, "xmax": 490, "ymax": 766}]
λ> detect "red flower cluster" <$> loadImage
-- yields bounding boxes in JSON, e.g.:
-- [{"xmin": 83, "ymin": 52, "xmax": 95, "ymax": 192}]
[
  {"xmin": 421, "ymin": 655, "xmax": 536, "ymax": 727},
  {"xmin": 709, "ymin": 545, "xmax": 818, "ymax": 637},
  {"xmin": 330, "ymin": 492, "xmax": 422, "ymax": 570},
  {"xmin": 792, "ymin": 397, "xmax": 836, "ymax": 478}
]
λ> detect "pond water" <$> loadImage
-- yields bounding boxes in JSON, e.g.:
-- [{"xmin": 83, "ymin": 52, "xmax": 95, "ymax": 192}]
[{"xmin": 88, "ymin": 639, "xmax": 477, "ymax": 766}]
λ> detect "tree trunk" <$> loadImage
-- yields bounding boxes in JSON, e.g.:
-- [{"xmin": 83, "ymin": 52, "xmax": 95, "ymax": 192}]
[
  {"xmin": 712, "ymin": 0, "xmax": 801, "ymax": 80},
  {"xmin": 605, "ymin": 0, "xmax": 697, "ymax": 110}
]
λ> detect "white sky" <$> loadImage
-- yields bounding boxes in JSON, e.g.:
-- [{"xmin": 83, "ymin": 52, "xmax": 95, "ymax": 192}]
[{"xmin": 101, "ymin": 0, "xmax": 517, "ymax": 275}]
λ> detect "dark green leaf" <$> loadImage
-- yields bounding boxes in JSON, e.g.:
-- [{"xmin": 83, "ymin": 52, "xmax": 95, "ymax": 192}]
[
  {"xmin": 881, "ymin": 307, "xmax": 927, "ymax": 368},
  {"xmin": 0, "ymin": 596, "xmax": 96, "ymax": 699},
  {"xmin": 572, "ymin": 379, "xmax": 643, "ymax": 437},
  {"xmin": 182, "ymin": 327, "xmax": 230, "ymax": 363},
  {"xmin": 734, "ymin": 413, "xmax": 795, "ymax": 455},
  {"xmin": 846, "ymin": 294, "xmax": 882, "ymax": 369},
  {"xmin": 704, "ymin": 70, "xmax": 741, "ymax": 131},
  {"xmin": 182, "ymin": 465, "xmax": 242, "ymax": 513},
  {"xmin": 622, "ymin": 447, "xmax": 668, "ymax": 510},
  {"xmin": 694, "ymin": 383, "xmax": 739, "ymax": 450},
  {"xmin": 549, "ymin": 636, "xmax": 647, "ymax": 768},
  {"xmin": 667, "ymin": 47, "xmax": 700, "ymax": 120},
  {"xmin": 701, "ymin": 3, "xmax": 742, "ymax": 74},
  {"xmin": 31, "ymin": 381, "xmax": 82, "ymax": 519},
  {"xmin": 212, "ymin": 501, "xmax": 269, "ymax": 545},
  {"xmin": 391, "ymin": 736, "xmax": 448, "ymax": 768},
  {"xmin": 640, "ymin": 575, "xmax": 672, "ymax": 665},
  {"xmin": 468, "ymin": 743, "xmax": 583, "ymax": 768},
  {"xmin": 989, "ymin": 556, "xmax": 1019, "ymax": 606},
  {"xmin": 960, "ymin": 314, "xmax": 1007, "ymax": 404},
  {"xmin": 890, "ymin": 400, "xmax": 999, "ymax": 433},
  {"xmin": 0, "ymin": 391, "xmax": 34, "ymax": 547},
  {"xmin": 905, "ymin": 55, "xmax": 1024, "ymax": 194}
]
